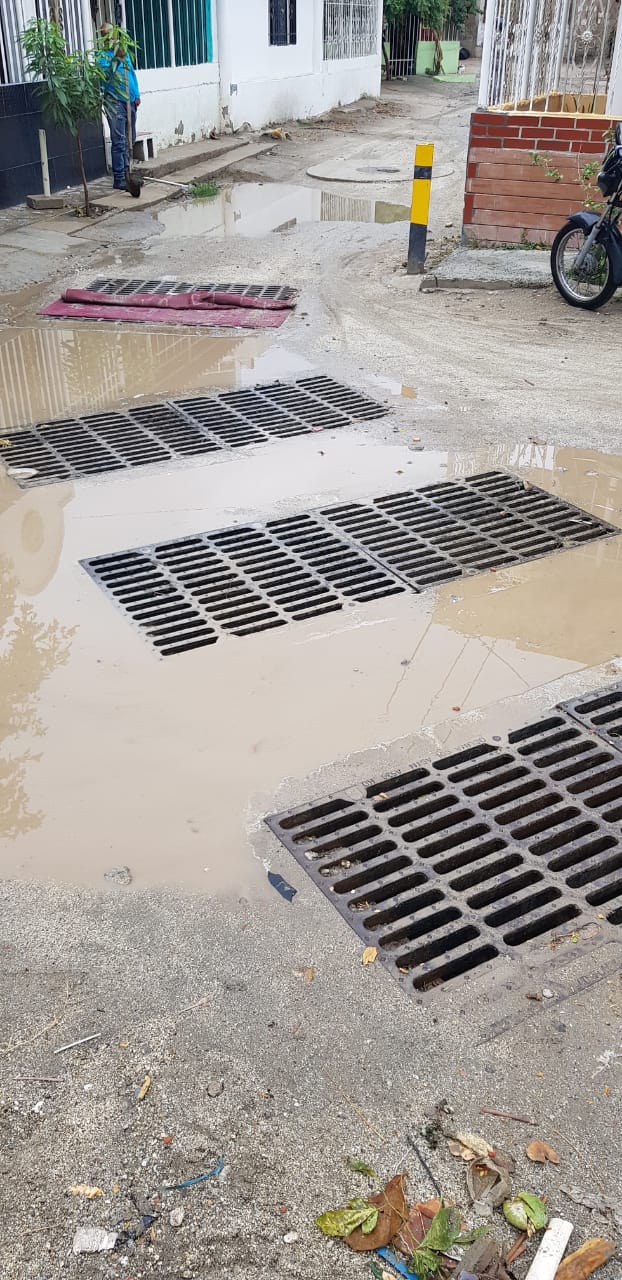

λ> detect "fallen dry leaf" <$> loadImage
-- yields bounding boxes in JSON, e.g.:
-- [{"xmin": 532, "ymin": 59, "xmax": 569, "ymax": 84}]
[
  {"xmin": 394, "ymin": 1198, "xmax": 440, "ymax": 1255},
  {"xmin": 137, "ymin": 1074, "xmax": 151, "ymax": 1101},
  {"xmin": 346, "ymin": 1173, "xmax": 408, "ymax": 1252},
  {"xmin": 68, "ymin": 1185, "xmax": 102, "ymax": 1199},
  {"xmin": 554, "ymin": 1238, "xmax": 615, "ymax": 1280},
  {"xmin": 448, "ymin": 1137, "xmax": 476, "ymax": 1160},
  {"xmin": 362, "ymin": 947, "xmax": 378, "ymax": 966},
  {"xmin": 303, "ymin": 966, "xmax": 315, "ymax": 982},
  {"xmin": 526, "ymin": 1139, "xmax": 560, "ymax": 1165},
  {"xmin": 455, "ymin": 1130, "xmax": 494, "ymax": 1158}
]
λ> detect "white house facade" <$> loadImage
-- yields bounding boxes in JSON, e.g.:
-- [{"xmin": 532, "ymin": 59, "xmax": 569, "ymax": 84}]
[{"xmin": 0, "ymin": 0, "xmax": 383, "ymax": 149}]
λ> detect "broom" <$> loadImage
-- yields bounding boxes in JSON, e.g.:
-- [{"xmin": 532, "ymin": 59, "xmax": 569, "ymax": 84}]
[{"xmin": 123, "ymin": 63, "xmax": 142, "ymax": 198}]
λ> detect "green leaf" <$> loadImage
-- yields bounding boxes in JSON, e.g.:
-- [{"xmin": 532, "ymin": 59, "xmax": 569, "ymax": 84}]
[
  {"xmin": 455, "ymin": 1224, "xmax": 490, "ymax": 1246},
  {"xmin": 361, "ymin": 1208, "xmax": 379, "ymax": 1235},
  {"xmin": 347, "ymin": 1157, "xmax": 376, "ymax": 1178},
  {"xmin": 316, "ymin": 1200, "xmax": 378, "ymax": 1238},
  {"xmin": 410, "ymin": 1244, "xmax": 444, "ymax": 1279},
  {"xmin": 518, "ymin": 1193, "xmax": 548, "ymax": 1229},
  {"xmin": 369, "ymin": 1263, "xmax": 384, "ymax": 1280},
  {"xmin": 419, "ymin": 1205, "xmax": 461, "ymax": 1254}
]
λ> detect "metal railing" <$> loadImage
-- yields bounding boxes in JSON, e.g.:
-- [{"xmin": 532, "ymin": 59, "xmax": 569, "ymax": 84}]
[
  {"xmin": 323, "ymin": 0, "xmax": 379, "ymax": 60},
  {"xmin": 480, "ymin": 0, "xmax": 619, "ymax": 109}
]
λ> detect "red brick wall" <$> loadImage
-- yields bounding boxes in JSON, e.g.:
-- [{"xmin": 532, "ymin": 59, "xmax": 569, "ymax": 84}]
[{"xmin": 463, "ymin": 108, "xmax": 614, "ymax": 246}]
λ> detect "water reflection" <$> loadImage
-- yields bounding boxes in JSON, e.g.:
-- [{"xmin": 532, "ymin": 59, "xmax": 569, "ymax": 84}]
[{"xmin": 151, "ymin": 183, "xmax": 410, "ymax": 241}]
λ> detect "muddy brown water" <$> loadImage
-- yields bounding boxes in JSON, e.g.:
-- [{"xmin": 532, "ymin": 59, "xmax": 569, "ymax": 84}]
[
  {"xmin": 1, "ymin": 407, "xmax": 622, "ymax": 892},
  {"xmin": 149, "ymin": 183, "xmax": 410, "ymax": 242}
]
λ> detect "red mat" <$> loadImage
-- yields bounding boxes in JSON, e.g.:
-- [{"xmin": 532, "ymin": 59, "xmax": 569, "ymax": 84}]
[{"xmin": 39, "ymin": 287, "xmax": 296, "ymax": 329}]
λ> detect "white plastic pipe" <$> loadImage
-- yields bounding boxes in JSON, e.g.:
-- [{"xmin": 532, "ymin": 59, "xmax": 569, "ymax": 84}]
[
  {"xmin": 478, "ymin": 0, "xmax": 497, "ymax": 105},
  {"xmin": 38, "ymin": 129, "xmax": 50, "ymax": 198},
  {"xmin": 524, "ymin": 1218, "xmax": 574, "ymax": 1280}
]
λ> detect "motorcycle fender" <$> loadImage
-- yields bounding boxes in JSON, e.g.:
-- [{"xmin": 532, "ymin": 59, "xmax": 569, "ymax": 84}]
[{"xmin": 566, "ymin": 210, "xmax": 622, "ymax": 284}]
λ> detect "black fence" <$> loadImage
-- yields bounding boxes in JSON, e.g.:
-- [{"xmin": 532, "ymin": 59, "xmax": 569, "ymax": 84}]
[{"xmin": 0, "ymin": 82, "xmax": 106, "ymax": 208}]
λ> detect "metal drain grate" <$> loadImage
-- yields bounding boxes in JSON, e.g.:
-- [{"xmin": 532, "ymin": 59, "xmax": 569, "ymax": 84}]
[
  {"xmin": 266, "ymin": 693, "xmax": 622, "ymax": 994},
  {"xmin": 82, "ymin": 473, "xmax": 619, "ymax": 656},
  {"xmin": 321, "ymin": 471, "xmax": 615, "ymax": 589},
  {"xmin": 560, "ymin": 683, "xmax": 622, "ymax": 753},
  {"xmin": 84, "ymin": 520, "xmax": 405, "ymax": 657},
  {"xmin": 2, "ymin": 377, "xmax": 388, "ymax": 487},
  {"xmin": 87, "ymin": 276, "xmax": 297, "ymax": 301}
]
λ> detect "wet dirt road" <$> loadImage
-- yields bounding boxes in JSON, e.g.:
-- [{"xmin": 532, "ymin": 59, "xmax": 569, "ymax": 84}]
[{"xmin": 3, "ymin": 364, "xmax": 621, "ymax": 892}]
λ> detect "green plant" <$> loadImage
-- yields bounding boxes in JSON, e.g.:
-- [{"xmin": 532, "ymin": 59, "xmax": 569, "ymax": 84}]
[
  {"xmin": 579, "ymin": 158, "xmax": 604, "ymax": 211},
  {"xmin": 21, "ymin": 19, "xmax": 104, "ymax": 216},
  {"xmin": 384, "ymin": 0, "xmax": 476, "ymax": 37},
  {"xmin": 529, "ymin": 150, "xmax": 562, "ymax": 182},
  {"xmin": 191, "ymin": 181, "xmax": 219, "ymax": 198}
]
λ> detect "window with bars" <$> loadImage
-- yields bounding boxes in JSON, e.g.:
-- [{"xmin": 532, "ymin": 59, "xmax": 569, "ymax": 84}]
[
  {"xmin": 269, "ymin": 0, "xmax": 296, "ymax": 45},
  {"xmin": 124, "ymin": 0, "xmax": 213, "ymax": 70},
  {"xmin": 323, "ymin": 0, "xmax": 379, "ymax": 60}
]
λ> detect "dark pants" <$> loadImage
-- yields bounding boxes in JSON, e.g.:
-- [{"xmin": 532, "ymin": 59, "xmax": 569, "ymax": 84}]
[{"xmin": 105, "ymin": 97, "xmax": 136, "ymax": 186}]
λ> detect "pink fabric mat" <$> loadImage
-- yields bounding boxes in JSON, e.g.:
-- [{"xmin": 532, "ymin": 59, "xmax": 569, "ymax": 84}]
[{"xmin": 38, "ymin": 287, "xmax": 296, "ymax": 329}]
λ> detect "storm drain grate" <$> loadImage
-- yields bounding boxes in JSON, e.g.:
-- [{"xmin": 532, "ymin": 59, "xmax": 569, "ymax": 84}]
[
  {"xmin": 1, "ymin": 377, "xmax": 388, "ymax": 487},
  {"xmin": 81, "ymin": 473, "xmax": 619, "ymax": 656},
  {"xmin": 84, "ymin": 519, "xmax": 405, "ymax": 657},
  {"xmin": 266, "ymin": 692, "xmax": 622, "ymax": 994},
  {"xmin": 320, "ymin": 470, "xmax": 615, "ymax": 589},
  {"xmin": 560, "ymin": 683, "xmax": 622, "ymax": 753},
  {"xmin": 87, "ymin": 276, "xmax": 297, "ymax": 302}
]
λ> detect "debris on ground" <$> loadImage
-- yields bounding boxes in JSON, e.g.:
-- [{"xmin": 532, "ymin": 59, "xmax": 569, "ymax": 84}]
[
  {"xmin": 521, "ymin": 1218, "xmax": 573, "ymax": 1279},
  {"xmin": 68, "ymin": 1183, "xmax": 102, "ymax": 1199},
  {"xmin": 163, "ymin": 1157, "xmax": 224, "ymax": 1191},
  {"xmin": 554, "ymin": 1238, "xmax": 615, "ymax": 1279},
  {"xmin": 362, "ymin": 946, "xmax": 378, "ymax": 965},
  {"xmin": 72, "ymin": 1227, "xmax": 118, "ymax": 1254},
  {"xmin": 348, "ymin": 1156, "xmax": 376, "ymax": 1177},
  {"xmin": 466, "ymin": 1153, "xmax": 513, "ymax": 1217},
  {"xmin": 104, "ymin": 865, "xmax": 132, "ymax": 885},
  {"xmin": 267, "ymin": 870, "xmax": 297, "ymax": 902},
  {"xmin": 53, "ymin": 1032, "xmax": 100, "ymax": 1055},
  {"xmin": 169, "ymin": 1206, "xmax": 185, "ymax": 1228},
  {"xmin": 561, "ymin": 1186, "xmax": 622, "ymax": 1231},
  {"xmin": 460, "ymin": 1238, "xmax": 512, "ymax": 1280},
  {"xmin": 527, "ymin": 1140, "xmax": 561, "ymax": 1165},
  {"xmin": 137, "ymin": 1073, "xmax": 151, "ymax": 1100},
  {"xmin": 421, "ymin": 1099, "xmax": 454, "ymax": 1149},
  {"xmin": 503, "ymin": 1192, "xmax": 548, "ymax": 1236}
]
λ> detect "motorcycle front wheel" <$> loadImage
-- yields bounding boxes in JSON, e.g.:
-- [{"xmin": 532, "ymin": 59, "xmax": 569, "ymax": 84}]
[{"xmin": 550, "ymin": 222, "xmax": 618, "ymax": 309}]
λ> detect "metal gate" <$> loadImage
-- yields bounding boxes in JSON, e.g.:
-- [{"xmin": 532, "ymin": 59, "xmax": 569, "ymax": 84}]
[
  {"xmin": 480, "ymin": 0, "xmax": 620, "ymax": 108},
  {"xmin": 384, "ymin": 10, "xmax": 419, "ymax": 77}
]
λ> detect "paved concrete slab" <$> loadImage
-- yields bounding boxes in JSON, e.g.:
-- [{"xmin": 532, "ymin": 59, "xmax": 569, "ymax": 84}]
[
  {"xmin": 138, "ymin": 134, "xmax": 248, "ymax": 178},
  {"xmin": 421, "ymin": 246, "xmax": 552, "ymax": 290},
  {"xmin": 92, "ymin": 143, "xmax": 277, "ymax": 211}
]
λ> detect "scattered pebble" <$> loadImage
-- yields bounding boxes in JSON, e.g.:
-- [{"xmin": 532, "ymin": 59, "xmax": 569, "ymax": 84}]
[
  {"xmin": 207, "ymin": 1079, "xmax": 224, "ymax": 1098},
  {"xmin": 283, "ymin": 1230, "xmax": 299, "ymax": 1244},
  {"xmin": 72, "ymin": 1227, "xmax": 118, "ymax": 1254},
  {"xmin": 542, "ymin": 988, "xmax": 555, "ymax": 999},
  {"xmin": 169, "ymin": 1207, "xmax": 185, "ymax": 1228}
]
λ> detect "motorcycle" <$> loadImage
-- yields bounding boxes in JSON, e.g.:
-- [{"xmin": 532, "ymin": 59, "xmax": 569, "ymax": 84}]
[{"xmin": 551, "ymin": 121, "xmax": 622, "ymax": 310}]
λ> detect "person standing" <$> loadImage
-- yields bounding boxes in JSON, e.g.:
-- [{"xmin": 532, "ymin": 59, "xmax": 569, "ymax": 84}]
[{"xmin": 98, "ymin": 24, "xmax": 141, "ymax": 191}]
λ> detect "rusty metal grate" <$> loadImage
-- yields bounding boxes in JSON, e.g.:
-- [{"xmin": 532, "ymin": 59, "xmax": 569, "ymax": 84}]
[
  {"xmin": 87, "ymin": 276, "xmax": 297, "ymax": 301},
  {"xmin": 1, "ymin": 377, "xmax": 388, "ymax": 487},
  {"xmin": 83, "ymin": 520, "xmax": 405, "ymax": 657},
  {"xmin": 266, "ymin": 694, "xmax": 622, "ymax": 993},
  {"xmin": 321, "ymin": 471, "xmax": 615, "ymax": 588},
  {"xmin": 560, "ymin": 683, "xmax": 622, "ymax": 753}
]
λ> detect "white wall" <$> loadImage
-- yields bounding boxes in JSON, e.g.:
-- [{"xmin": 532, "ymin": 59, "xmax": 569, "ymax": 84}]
[
  {"xmin": 137, "ymin": 63, "xmax": 221, "ymax": 148},
  {"xmin": 216, "ymin": 0, "xmax": 381, "ymax": 131}
]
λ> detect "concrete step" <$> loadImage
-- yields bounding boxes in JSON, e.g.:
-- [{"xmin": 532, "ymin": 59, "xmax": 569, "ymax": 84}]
[
  {"xmin": 91, "ymin": 142, "xmax": 277, "ymax": 213},
  {"xmin": 137, "ymin": 136, "xmax": 250, "ymax": 179}
]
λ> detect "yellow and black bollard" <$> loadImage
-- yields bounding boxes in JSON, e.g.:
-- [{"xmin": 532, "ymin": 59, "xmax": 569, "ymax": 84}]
[{"xmin": 407, "ymin": 143, "xmax": 434, "ymax": 275}]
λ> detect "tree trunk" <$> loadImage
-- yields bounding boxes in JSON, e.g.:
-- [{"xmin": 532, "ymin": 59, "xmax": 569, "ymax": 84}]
[{"xmin": 75, "ymin": 130, "xmax": 90, "ymax": 217}]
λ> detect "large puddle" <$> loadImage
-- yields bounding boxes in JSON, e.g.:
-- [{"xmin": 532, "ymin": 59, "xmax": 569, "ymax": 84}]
[
  {"xmin": 0, "ymin": 326, "xmax": 314, "ymax": 430},
  {"xmin": 1, "ymin": 433, "xmax": 621, "ymax": 893},
  {"xmin": 150, "ymin": 183, "xmax": 410, "ymax": 241}
]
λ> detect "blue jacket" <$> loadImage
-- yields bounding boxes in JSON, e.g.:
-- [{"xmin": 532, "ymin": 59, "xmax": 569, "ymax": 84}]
[{"xmin": 98, "ymin": 51, "xmax": 140, "ymax": 103}]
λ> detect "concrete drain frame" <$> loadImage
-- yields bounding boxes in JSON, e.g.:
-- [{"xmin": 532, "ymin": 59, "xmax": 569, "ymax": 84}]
[
  {"xmin": 1, "ymin": 375, "xmax": 388, "ymax": 488},
  {"xmin": 266, "ymin": 685, "xmax": 622, "ymax": 996},
  {"xmin": 81, "ymin": 471, "xmax": 618, "ymax": 658}
]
